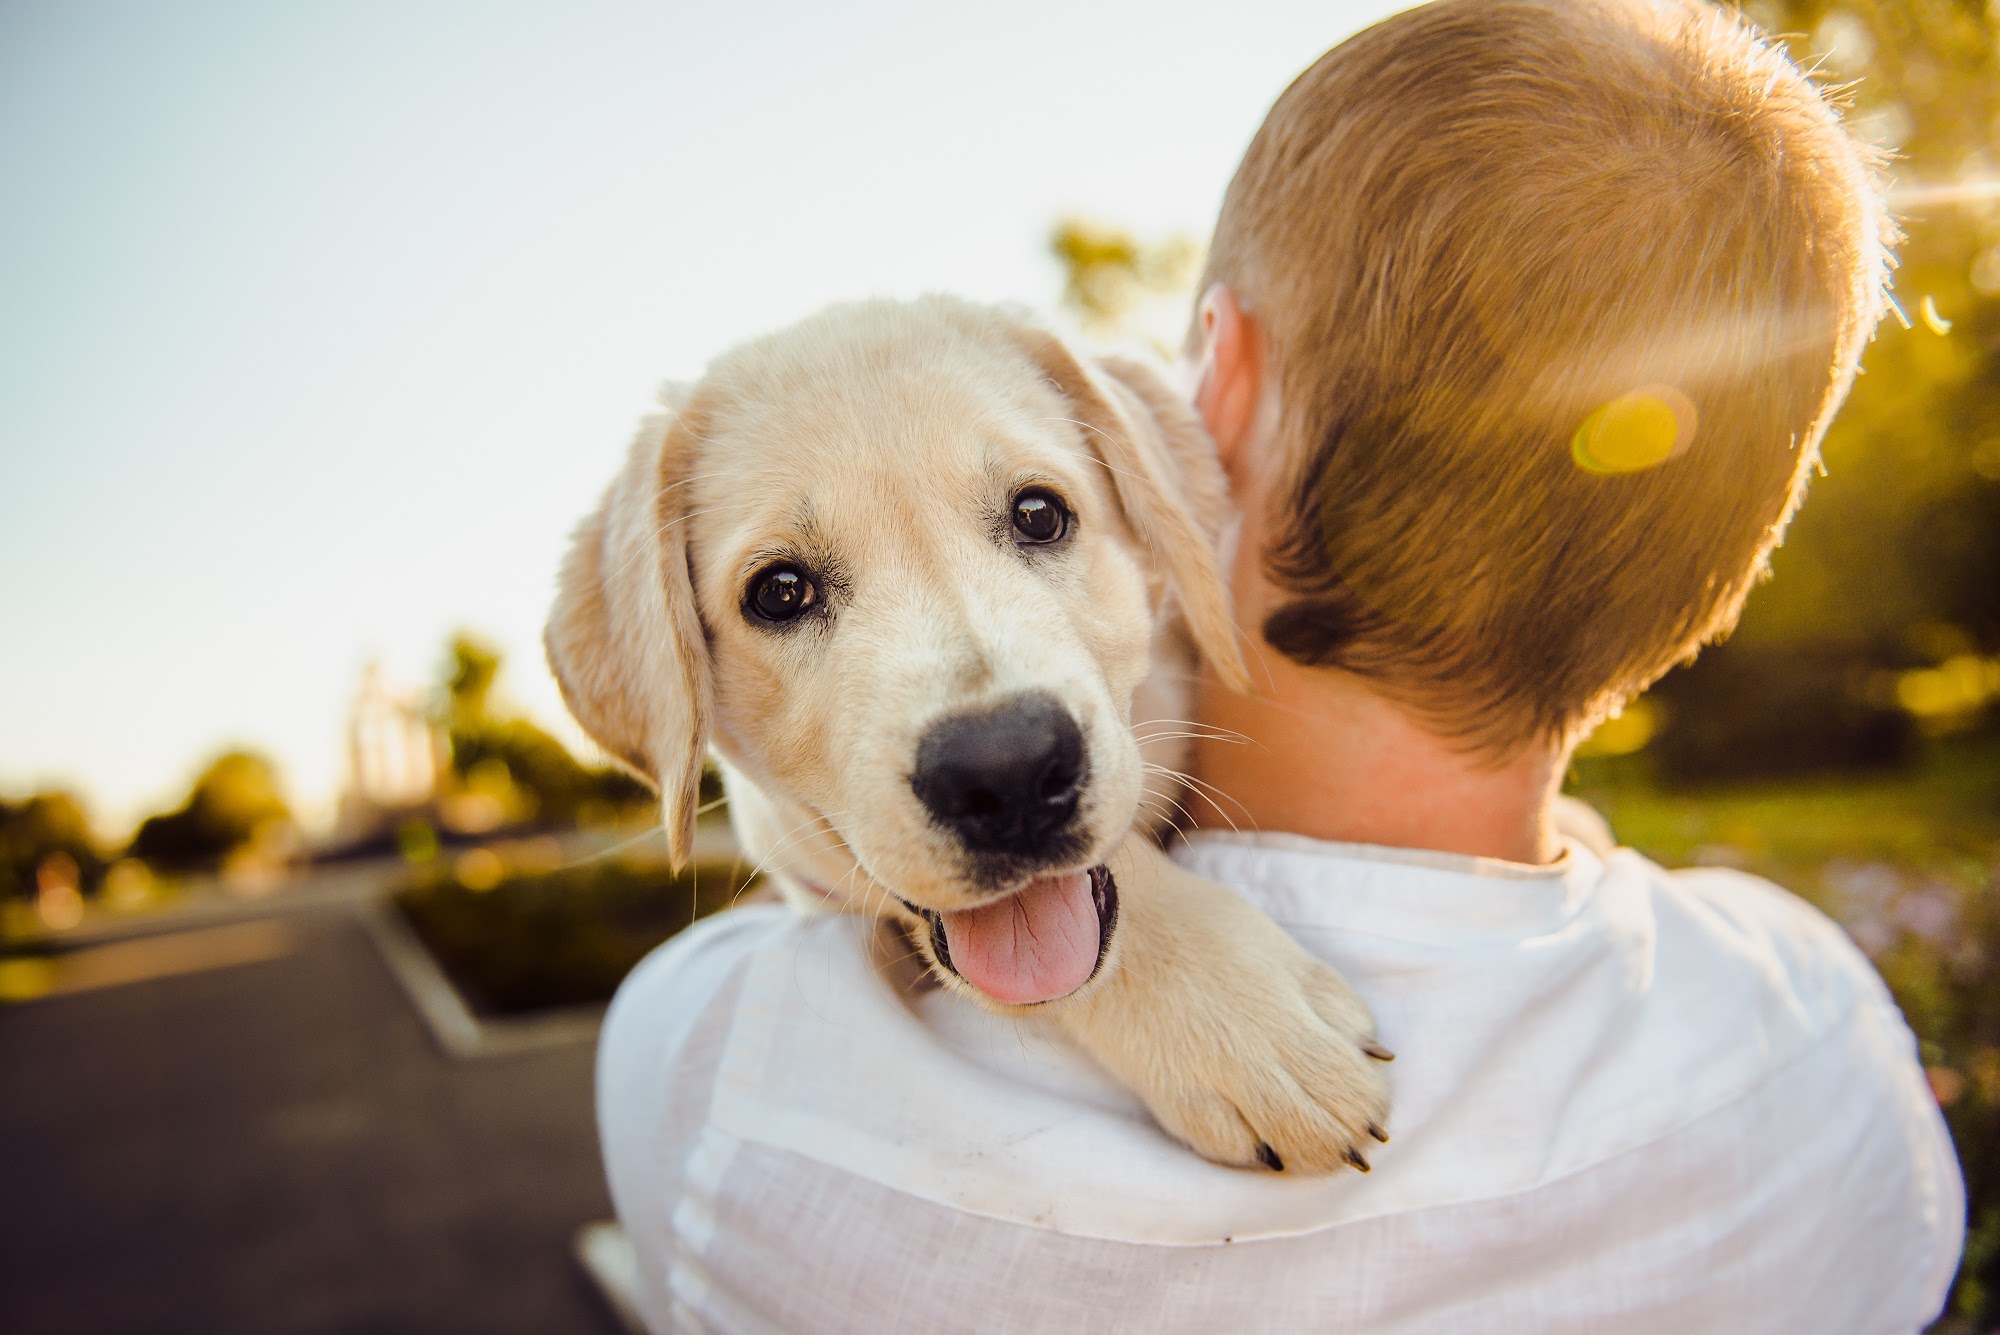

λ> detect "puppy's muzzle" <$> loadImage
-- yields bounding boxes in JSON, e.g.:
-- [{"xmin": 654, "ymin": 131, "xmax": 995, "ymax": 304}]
[{"xmin": 909, "ymin": 691, "xmax": 1087, "ymax": 858}]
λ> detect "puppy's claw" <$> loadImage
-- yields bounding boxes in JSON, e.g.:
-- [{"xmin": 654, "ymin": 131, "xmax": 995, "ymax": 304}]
[
  {"xmin": 1368, "ymin": 1122, "xmax": 1390, "ymax": 1144},
  {"xmin": 1343, "ymin": 1148, "xmax": 1371, "ymax": 1173},
  {"xmin": 1256, "ymin": 1142, "xmax": 1284, "ymax": 1173},
  {"xmin": 1362, "ymin": 1040, "xmax": 1396, "ymax": 1062}
]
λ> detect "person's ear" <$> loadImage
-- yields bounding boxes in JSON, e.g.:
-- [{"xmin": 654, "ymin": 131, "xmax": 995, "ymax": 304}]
[{"xmin": 1189, "ymin": 284, "xmax": 1266, "ymax": 488}]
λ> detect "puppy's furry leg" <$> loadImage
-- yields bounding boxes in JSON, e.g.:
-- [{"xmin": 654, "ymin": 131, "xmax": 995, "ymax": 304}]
[{"xmin": 1042, "ymin": 835, "xmax": 1393, "ymax": 1173}]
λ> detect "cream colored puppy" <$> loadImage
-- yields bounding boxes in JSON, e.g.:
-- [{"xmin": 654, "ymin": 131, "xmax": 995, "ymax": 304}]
[{"xmin": 547, "ymin": 296, "xmax": 1392, "ymax": 1172}]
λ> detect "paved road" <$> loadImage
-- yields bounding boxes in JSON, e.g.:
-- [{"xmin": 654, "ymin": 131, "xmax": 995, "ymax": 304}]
[{"xmin": 0, "ymin": 903, "xmax": 620, "ymax": 1334}]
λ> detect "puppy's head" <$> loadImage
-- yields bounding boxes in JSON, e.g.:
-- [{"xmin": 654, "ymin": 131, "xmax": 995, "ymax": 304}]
[{"xmin": 547, "ymin": 298, "xmax": 1244, "ymax": 1000}]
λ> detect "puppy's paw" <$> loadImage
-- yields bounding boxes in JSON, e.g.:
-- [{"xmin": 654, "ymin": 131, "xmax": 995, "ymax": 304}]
[
  {"xmin": 1049, "ymin": 838, "xmax": 1395, "ymax": 1174},
  {"xmin": 1144, "ymin": 954, "xmax": 1393, "ymax": 1174}
]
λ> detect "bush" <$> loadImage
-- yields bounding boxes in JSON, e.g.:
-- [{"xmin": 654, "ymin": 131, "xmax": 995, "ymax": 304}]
[
  {"xmin": 434, "ymin": 633, "xmax": 657, "ymax": 832},
  {"xmin": 392, "ymin": 852, "xmax": 757, "ymax": 1015}
]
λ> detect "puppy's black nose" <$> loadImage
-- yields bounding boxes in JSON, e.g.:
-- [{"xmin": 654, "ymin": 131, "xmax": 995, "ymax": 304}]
[{"xmin": 910, "ymin": 692, "xmax": 1086, "ymax": 853}]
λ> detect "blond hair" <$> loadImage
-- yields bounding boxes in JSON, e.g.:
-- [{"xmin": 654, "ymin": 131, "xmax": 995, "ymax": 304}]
[{"xmin": 1202, "ymin": 0, "xmax": 1890, "ymax": 751}]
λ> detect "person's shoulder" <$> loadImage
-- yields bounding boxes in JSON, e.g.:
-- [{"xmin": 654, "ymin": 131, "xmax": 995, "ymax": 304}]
[
  {"xmin": 1625, "ymin": 850, "xmax": 1965, "ymax": 1317},
  {"xmin": 612, "ymin": 901, "xmax": 795, "ymax": 1005},
  {"xmin": 1623, "ymin": 850, "xmax": 1896, "ymax": 1026},
  {"xmin": 602, "ymin": 903, "xmax": 860, "ymax": 1072},
  {"xmin": 597, "ymin": 904, "xmax": 884, "ymax": 1223},
  {"xmin": 1605, "ymin": 847, "xmax": 1943, "ymax": 1153},
  {"xmin": 608, "ymin": 901, "xmax": 777, "ymax": 1023}
]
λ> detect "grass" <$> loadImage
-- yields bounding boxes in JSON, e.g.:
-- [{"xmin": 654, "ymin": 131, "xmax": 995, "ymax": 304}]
[{"xmin": 1569, "ymin": 732, "xmax": 2000, "ymax": 904}]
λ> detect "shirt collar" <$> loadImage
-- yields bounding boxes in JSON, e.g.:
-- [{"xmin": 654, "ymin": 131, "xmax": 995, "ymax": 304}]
[{"xmin": 1173, "ymin": 828, "xmax": 1605, "ymax": 945}]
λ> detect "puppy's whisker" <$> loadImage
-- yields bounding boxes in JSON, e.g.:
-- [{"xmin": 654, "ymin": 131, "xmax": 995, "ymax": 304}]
[
  {"xmin": 553, "ymin": 820, "xmax": 669, "ymax": 871},
  {"xmin": 654, "ymin": 468, "xmax": 733, "ymax": 498},
  {"xmin": 1132, "ymin": 717, "xmax": 1261, "ymax": 748},
  {"xmin": 1143, "ymin": 760, "xmax": 1246, "ymax": 819},
  {"xmin": 1131, "ymin": 730, "xmax": 1250, "ymax": 749},
  {"xmin": 1145, "ymin": 762, "xmax": 1256, "ymax": 833},
  {"xmin": 747, "ymin": 825, "xmax": 850, "ymax": 886},
  {"xmin": 1139, "ymin": 784, "xmax": 1207, "ymax": 834},
  {"xmin": 601, "ymin": 504, "xmax": 734, "ymax": 583},
  {"xmin": 734, "ymin": 811, "xmax": 850, "ymax": 894},
  {"xmin": 816, "ymin": 855, "xmax": 873, "ymax": 912},
  {"xmin": 1030, "ymin": 415, "xmax": 1119, "ymax": 449},
  {"xmin": 1025, "ymin": 417, "xmax": 1180, "ymax": 499}
]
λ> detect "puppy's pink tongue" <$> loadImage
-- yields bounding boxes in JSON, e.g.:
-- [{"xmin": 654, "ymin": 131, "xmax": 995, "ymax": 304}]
[{"xmin": 940, "ymin": 870, "xmax": 1098, "ymax": 1005}]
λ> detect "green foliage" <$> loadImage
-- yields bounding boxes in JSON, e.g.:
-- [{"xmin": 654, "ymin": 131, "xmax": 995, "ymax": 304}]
[
  {"xmin": 434, "ymin": 633, "xmax": 652, "ymax": 829},
  {"xmin": 1643, "ymin": 1, "xmax": 2000, "ymax": 779},
  {"xmin": 1649, "ymin": 646, "xmax": 1918, "ymax": 784},
  {"xmin": 126, "ymin": 751, "xmax": 292, "ymax": 873},
  {"xmin": 1049, "ymin": 218, "xmax": 1202, "ymax": 350},
  {"xmin": 0, "ymin": 791, "xmax": 102, "ymax": 899},
  {"xmin": 392, "ymin": 854, "xmax": 753, "ymax": 1014}
]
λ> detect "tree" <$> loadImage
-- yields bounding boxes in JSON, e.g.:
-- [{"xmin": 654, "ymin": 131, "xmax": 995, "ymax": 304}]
[
  {"xmin": 1648, "ymin": 0, "xmax": 2000, "ymax": 778},
  {"xmin": 433, "ymin": 633, "xmax": 652, "ymax": 830},
  {"xmin": 126, "ymin": 751, "xmax": 293, "ymax": 873},
  {"xmin": 1049, "ymin": 218, "xmax": 1202, "ymax": 353},
  {"xmin": 0, "ymin": 791, "xmax": 102, "ymax": 899}
]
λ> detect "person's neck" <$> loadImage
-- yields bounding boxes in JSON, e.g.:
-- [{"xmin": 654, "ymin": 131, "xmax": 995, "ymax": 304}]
[{"xmin": 1186, "ymin": 652, "xmax": 1566, "ymax": 865}]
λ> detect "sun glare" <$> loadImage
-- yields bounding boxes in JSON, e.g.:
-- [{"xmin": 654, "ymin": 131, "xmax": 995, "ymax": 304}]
[
  {"xmin": 1887, "ymin": 179, "xmax": 2000, "ymax": 210},
  {"xmin": 1571, "ymin": 386, "xmax": 1696, "ymax": 476}
]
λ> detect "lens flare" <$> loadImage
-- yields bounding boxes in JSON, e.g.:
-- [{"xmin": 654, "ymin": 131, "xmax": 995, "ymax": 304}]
[
  {"xmin": 1571, "ymin": 386, "xmax": 1695, "ymax": 476},
  {"xmin": 1888, "ymin": 179, "xmax": 2000, "ymax": 210}
]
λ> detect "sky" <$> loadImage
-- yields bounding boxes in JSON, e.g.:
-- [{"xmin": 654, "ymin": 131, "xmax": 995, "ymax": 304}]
[{"xmin": 0, "ymin": 0, "xmax": 1406, "ymax": 835}]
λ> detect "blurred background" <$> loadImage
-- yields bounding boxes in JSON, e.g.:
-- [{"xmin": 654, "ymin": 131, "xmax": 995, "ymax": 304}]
[{"xmin": 2, "ymin": 0, "xmax": 1995, "ymax": 1330}]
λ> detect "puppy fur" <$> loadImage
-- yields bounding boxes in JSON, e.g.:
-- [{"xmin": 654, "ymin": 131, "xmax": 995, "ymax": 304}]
[{"xmin": 548, "ymin": 296, "xmax": 1389, "ymax": 1171}]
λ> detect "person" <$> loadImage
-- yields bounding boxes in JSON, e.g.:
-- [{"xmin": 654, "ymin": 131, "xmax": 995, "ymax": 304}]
[{"xmin": 595, "ymin": 1, "xmax": 1966, "ymax": 1329}]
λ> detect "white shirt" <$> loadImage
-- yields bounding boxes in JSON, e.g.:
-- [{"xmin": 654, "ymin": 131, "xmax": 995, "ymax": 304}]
[{"xmin": 597, "ymin": 832, "xmax": 1964, "ymax": 1333}]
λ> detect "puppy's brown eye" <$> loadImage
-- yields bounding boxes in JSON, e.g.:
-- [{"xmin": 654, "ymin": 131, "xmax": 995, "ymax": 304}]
[
  {"xmin": 747, "ymin": 564, "xmax": 817, "ymax": 623},
  {"xmin": 1011, "ymin": 488, "xmax": 1070, "ymax": 545}
]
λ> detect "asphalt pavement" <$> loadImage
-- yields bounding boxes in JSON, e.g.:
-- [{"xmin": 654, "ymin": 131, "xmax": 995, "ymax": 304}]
[{"xmin": 0, "ymin": 901, "xmax": 620, "ymax": 1334}]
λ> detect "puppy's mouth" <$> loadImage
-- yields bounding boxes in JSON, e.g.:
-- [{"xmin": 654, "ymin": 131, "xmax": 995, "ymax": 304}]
[{"xmin": 899, "ymin": 865, "xmax": 1117, "ymax": 1006}]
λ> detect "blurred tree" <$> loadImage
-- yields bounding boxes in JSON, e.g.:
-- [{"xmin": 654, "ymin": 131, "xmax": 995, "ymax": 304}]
[
  {"xmin": 1753, "ymin": 0, "xmax": 2000, "ymax": 651},
  {"xmin": 434, "ymin": 633, "xmax": 652, "ymax": 830},
  {"xmin": 0, "ymin": 791, "xmax": 103, "ymax": 899},
  {"xmin": 1648, "ymin": 0, "xmax": 2000, "ymax": 779},
  {"xmin": 126, "ymin": 752, "xmax": 293, "ymax": 873},
  {"xmin": 1050, "ymin": 218, "xmax": 1202, "ymax": 352}
]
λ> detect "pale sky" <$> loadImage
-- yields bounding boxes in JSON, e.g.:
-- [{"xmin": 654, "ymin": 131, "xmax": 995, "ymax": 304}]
[{"xmin": 0, "ymin": 0, "xmax": 1404, "ymax": 835}]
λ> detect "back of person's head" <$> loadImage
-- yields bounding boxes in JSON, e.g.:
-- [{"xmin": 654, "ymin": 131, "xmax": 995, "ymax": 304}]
[{"xmin": 1200, "ymin": 0, "xmax": 1890, "ymax": 752}]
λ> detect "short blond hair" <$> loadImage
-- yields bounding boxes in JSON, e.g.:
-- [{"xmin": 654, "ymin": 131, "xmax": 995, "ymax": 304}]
[{"xmin": 1202, "ymin": 0, "xmax": 1890, "ymax": 751}]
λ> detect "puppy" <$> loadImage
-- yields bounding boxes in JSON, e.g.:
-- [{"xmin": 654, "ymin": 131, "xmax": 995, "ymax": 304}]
[{"xmin": 547, "ymin": 296, "xmax": 1391, "ymax": 1172}]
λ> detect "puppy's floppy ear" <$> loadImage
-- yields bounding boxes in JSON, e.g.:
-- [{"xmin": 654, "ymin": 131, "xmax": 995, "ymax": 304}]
[
  {"xmin": 1012, "ymin": 326, "xmax": 1252, "ymax": 693},
  {"xmin": 545, "ymin": 400, "xmax": 713, "ymax": 867}
]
